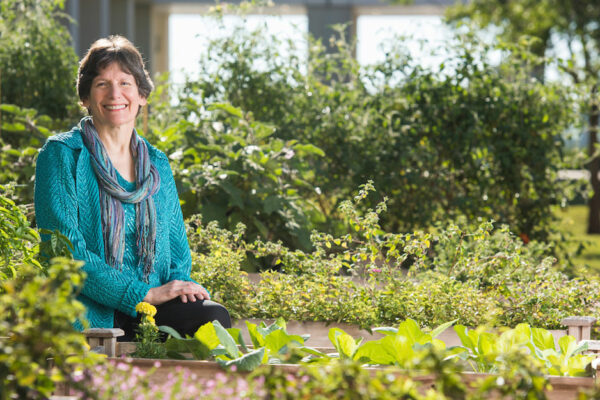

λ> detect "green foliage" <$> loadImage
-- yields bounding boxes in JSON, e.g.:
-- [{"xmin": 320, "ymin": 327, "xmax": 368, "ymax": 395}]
[
  {"xmin": 152, "ymin": 313, "xmax": 580, "ymax": 399},
  {"xmin": 446, "ymin": 0, "xmax": 600, "ymax": 83},
  {"xmin": 445, "ymin": 0, "xmax": 600, "ymax": 237},
  {"xmin": 0, "ymin": 104, "xmax": 58, "ymax": 206},
  {"xmin": 495, "ymin": 272, "xmax": 597, "ymax": 329},
  {"xmin": 168, "ymin": 22, "xmax": 576, "ymax": 245},
  {"xmin": 0, "ymin": 185, "xmax": 41, "ymax": 280},
  {"xmin": 0, "ymin": 0, "xmax": 79, "ymax": 120},
  {"xmin": 427, "ymin": 220, "xmax": 552, "ymax": 286},
  {"xmin": 0, "ymin": 258, "xmax": 102, "ymax": 399},
  {"xmin": 190, "ymin": 184, "xmax": 600, "ymax": 330},
  {"xmin": 133, "ymin": 318, "xmax": 167, "ymax": 360},
  {"xmin": 72, "ymin": 352, "xmax": 554, "ymax": 399},
  {"xmin": 187, "ymin": 215, "xmax": 254, "ymax": 319},
  {"xmin": 445, "ymin": 0, "xmax": 558, "ymax": 59},
  {"xmin": 253, "ymin": 271, "xmax": 376, "ymax": 327},
  {"xmin": 374, "ymin": 272, "xmax": 499, "ymax": 328},
  {"xmin": 144, "ymin": 101, "xmax": 323, "ymax": 251},
  {"xmin": 164, "ymin": 318, "xmax": 312, "ymax": 371},
  {"xmin": 455, "ymin": 323, "xmax": 595, "ymax": 376},
  {"xmin": 0, "ymin": 185, "xmax": 101, "ymax": 398},
  {"xmin": 256, "ymin": 359, "xmax": 435, "ymax": 400}
]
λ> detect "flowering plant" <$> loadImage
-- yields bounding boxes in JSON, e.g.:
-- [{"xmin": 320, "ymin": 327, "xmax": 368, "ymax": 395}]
[
  {"xmin": 136, "ymin": 301, "xmax": 157, "ymax": 317},
  {"xmin": 133, "ymin": 301, "xmax": 167, "ymax": 359}
]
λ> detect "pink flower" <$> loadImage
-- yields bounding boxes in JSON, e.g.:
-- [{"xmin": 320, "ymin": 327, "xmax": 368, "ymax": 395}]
[{"xmin": 72, "ymin": 370, "xmax": 84, "ymax": 382}]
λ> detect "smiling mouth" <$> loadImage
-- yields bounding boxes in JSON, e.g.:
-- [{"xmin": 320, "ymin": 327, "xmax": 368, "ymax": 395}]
[{"xmin": 105, "ymin": 105, "xmax": 127, "ymax": 110}]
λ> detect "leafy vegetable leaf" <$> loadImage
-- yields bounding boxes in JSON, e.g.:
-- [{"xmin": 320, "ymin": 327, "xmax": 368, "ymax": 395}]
[
  {"xmin": 213, "ymin": 320, "xmax": 240, "ymax": 359},
  {"xmin": 217, "ymin": 347, "xmax": 266, "ymax": 372}
]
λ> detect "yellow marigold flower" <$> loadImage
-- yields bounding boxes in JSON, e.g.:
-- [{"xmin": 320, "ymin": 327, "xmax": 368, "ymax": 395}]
[
  {"xmin": 144, "ymin": 315, "xmax": 156, "ymax": 326},
  {"xmin": 135, "ymin": 301, "xmax": 157, "ymax": 317}
]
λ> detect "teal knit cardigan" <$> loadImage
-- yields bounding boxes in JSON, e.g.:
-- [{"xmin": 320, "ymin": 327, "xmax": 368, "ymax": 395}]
[{"xmin": 34, "ymin": 125, "xmax": 194, "ymax": 330}]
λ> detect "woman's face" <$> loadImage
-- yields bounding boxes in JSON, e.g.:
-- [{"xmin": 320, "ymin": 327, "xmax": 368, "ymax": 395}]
[{"xmin": 82, "ymin": 62, "xmax": 147, "ymax": 133}]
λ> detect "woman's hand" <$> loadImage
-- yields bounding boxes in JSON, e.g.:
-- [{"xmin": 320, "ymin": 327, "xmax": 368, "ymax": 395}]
[{"xmin": 143, "ymin": 280, "xmax": 210, "ymax": 305}]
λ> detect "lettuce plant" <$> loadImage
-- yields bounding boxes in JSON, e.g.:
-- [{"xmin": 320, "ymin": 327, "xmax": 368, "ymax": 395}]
[
  {"xmin": 151, "ymin": 317, "xmax": 596, "ymax": 379},
  {"xmin": 454, "ymin": 323, "xmax": 595, "ymax": 376},
  {"xmin": 159, "ymin": 318, "xmax": 317, "ymax": 371}
]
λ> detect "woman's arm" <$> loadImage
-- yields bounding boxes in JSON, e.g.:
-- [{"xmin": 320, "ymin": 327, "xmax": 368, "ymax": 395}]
[
  {"xmin": 166, "ymin": 172, "xmax": 193, "ymax": 283},
  {"xmin": 35, "ymin": 141, "xmax": 151, "ymax": 317},
  {"xmin": 161, "ymin": 160, "xmax": 210, "ymax": 302}
]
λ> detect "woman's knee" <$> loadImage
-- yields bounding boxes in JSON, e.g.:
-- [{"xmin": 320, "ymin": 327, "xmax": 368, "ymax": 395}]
[{"xmin": 203, "ymin": 300, "xmax": 232, "ymax": 328}]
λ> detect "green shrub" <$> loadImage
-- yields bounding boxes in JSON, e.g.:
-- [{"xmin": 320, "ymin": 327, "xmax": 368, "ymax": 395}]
[
  {"xmin": 0, "ymin": 0, "xmax": 79, "ymax": 120},
  {"xmin": 0, "ymin": 185, "xmax": 41, "ymax": 280},
  {"xmin": 0, "ymin": 258, "xmax": 101, "ymax": 399},
  {"xmin": 145, "ymin": 102, "xmax": 323, "ymax": 251},
  {"xmin": 257, "ymin": 359, "xmax": 440, "ymax": 400},
  {"xmin": 188, "ymin": 216, "xmax": 254, "ymax": 319},
  {"xmin": 174, "ymin": 22, "xmax": 576, "ymax": 245},
  {"xmin": 0, "ymin": 183, "xmax": 101, "ymax": 398},
  {"xmin": 497, "ymin": 276, "xmax": 599, "ymax": 329},
  {"xmin": 188, "ymin": 185, "xmax": 600, "ymax": 330},
  {"xmin": 0, "ymin": 105, "xmax": 57, "ymax": 207},
  {"xmin": 427, "ymin": 219, "xmax": 554, "ymax": 286},
  {"xmin": 375, "ymin": 272, "xmax": 499, "ymax": 328},
  {"xmin": 253, "ymin": 271, "xmax": 376, "ymax": 327}
]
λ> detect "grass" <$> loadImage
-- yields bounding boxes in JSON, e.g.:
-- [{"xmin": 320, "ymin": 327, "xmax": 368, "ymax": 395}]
[{"xmin": 556, "ymin": 205, "xmax": 600, "ymax": 275}]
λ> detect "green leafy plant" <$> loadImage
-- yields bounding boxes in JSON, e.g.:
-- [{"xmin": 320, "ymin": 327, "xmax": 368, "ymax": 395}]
[
  {"xmin": 454, "ymin": 323, "xmax": 596, "ymax": 376},
  {"xmin": 0, "ymin": 185, "xmax": 41, "ymax": 280},
  {"xmin": 0, "ymin": 104, "xmax": 58, "ymax": 207},
  {"xmin": 132, "ymin": 302, "xmax": 167, "ymax": 359},
  {"xmin": 0, "ymin": 0, "xmax": 79, "ymax": 120},
  {"xmin": 144, "ymin": 101, "xmax": 323, "ymax": 252},
  {"xmin": 161, "ymin": 318, "xmax": 315, "ymax": 371},
  {"xmin": 151, "ymin": 315, "xmax": 592, "ymax": 383},
  {"xmin": 321, "ymin": 319, "xmax": 457, "ymax": 367},
  {"xmin": 0, "ymin": 258, "xmax": 102, "ymax": 399},
  {"xmin": 169, "ymin": 21, "xmax": 577, "ymax": 248},
  {"xmin": 189, "ymin": 183, "xmax": 600, "ymax": 331}
]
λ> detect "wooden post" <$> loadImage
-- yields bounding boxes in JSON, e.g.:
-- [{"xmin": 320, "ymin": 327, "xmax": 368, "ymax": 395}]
[
  {"xmin": 83, "ymin": 328, "xmax": 125, "ymax": 357},
  {"xmin": 561, "ymin": 316, "xmax": 597, "ymax": 342}
]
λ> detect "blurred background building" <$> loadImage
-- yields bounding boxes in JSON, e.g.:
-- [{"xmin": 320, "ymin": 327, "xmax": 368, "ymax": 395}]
[{"xmin": 64, "ymin": 0, "xmax": 455, "ymax": 75}]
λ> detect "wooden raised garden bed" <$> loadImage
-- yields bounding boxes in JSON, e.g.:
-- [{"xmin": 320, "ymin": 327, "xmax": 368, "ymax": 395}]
[{"xmin": 51, "ymin": 316, "xmax": 600, "ymax": 399}]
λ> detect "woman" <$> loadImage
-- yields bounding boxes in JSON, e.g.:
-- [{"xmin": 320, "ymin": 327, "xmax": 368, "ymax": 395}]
[{"xmin": 34, "ymin": 35, "xmax": 231, "ymax": 340}]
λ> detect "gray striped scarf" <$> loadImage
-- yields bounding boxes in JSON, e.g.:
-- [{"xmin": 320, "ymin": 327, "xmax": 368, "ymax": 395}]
[{"xmin": 79, "ymin": 117, "xmax": 160, "ymax": 282}]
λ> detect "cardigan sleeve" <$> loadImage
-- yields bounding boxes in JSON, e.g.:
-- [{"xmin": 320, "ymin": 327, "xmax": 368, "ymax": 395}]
[
  {"xmin": 162, "ymin": 161, "xmax": 194, "ymax": 283},
  {"xmin": 34, "ymin": 141, "xmax": 151, "ymax": 317}
]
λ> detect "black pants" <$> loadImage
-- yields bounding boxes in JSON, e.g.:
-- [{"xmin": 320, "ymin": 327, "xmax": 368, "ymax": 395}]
[{"xmin": 114, "ymin": 299, "xmax": 232, "ymax": 341}]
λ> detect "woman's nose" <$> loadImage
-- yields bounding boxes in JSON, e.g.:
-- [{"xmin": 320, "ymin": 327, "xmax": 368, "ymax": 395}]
[{"xmin": 108, "ymin": 83, "xmax": 122, "ymax": 98}]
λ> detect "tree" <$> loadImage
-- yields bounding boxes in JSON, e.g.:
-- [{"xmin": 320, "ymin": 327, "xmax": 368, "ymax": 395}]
[
  {"xmin": 163, "ymin": 25, "xmax": 574, "ymax": 246},
  {"xmin": 0, "ymin": 0, "xmax": 79, "ymax": 121},
  {"xmin": 446, "ymin": 0, "xmax": 600, "ymax": 233}
]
